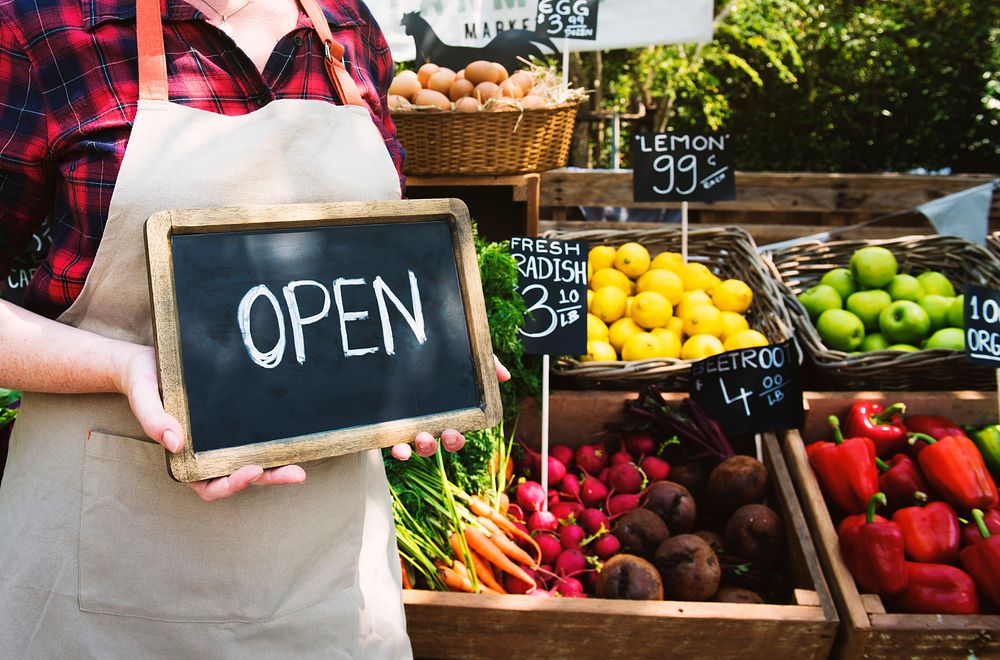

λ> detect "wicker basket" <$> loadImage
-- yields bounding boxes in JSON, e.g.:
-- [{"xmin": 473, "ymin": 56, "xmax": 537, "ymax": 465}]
[
  {"xmin": 392, "ymin": 103, "xmax": 578, "ymax": 176},
  {"xmin": 988, "ymin": 230, "xmax": 1000, "ymax": 260},
  {"xmin": 546, "ymin": 226, "xmax": 795, "ymax": 390},
  {"xmin": 768, "ymin": 234, "xmax": 1000, "ymax": 390}
]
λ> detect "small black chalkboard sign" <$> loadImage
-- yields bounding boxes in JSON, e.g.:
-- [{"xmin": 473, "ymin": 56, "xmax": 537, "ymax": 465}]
[
  {"xmin": 510, "ymin": 236, "xmax": 588, "ymax": 356},
  {"xmin": 1, "ymin": 228, "xmax": 50, "ymax": 306},
  {"xmin": 689, "ymin": 339, "xmax": 803, "ymax": 436},
  {"xmin": 632, "ymin": 132, "xmax": 736, "ymax": 203},
  {"xmin": 964, "ymin": 284, "xmax": 1000, "ymax": 365},
  {"xmin": 535, "ymin": 0, "xmax": 599, "ymax": 40},
  {"xmin": 146, "ymin": 200, "xmax": 501, "ymax": 482}
]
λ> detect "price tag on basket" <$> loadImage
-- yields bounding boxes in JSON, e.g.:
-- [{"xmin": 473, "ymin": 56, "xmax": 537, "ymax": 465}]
[
  {"xmin": 631, "ymin": 132, "xmax": 736, "ymax": 203},
  {"xmin": 689, "ymin": 338, "xmax": 803, "ymax": 436},
  {"xmin": 535, "ymin": 0, "xmax": 600, "ymax": 40},
  {"xmin": 964, "ymin": 284, "xmax": 1000, "ymax": 366}
]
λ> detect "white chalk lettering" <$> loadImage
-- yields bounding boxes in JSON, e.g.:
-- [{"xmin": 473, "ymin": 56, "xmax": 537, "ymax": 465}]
[
  {"xmin": 333, "ymin": 277, "xmax": 378, "ymax": 357},
  {"xmin": 238, "ymin": 285, "xmax": 287, "ymax": 369},
  {"xmin": 282, "ymin": 280, "xmax": 331, "ymax": 365},
  {"xmin": 373, "ymin": 271, "xmax": 427, "ymax": 356}
]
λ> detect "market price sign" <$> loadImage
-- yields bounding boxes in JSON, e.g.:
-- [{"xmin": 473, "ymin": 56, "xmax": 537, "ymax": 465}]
[
  {"xmin": 632, "ymin": 132, "xmax": 736, "ymax": 203},
  {"xmin": 511, "ymin": 236, "xmax": 588, "ymax": 356},
  {"xmin": 689, "ymin": 339, "xmax": 803, "ymax": 435},
  {"xmin": 964, "ymin": 284, "xmax": 1000, "ymax": 365},
  {"xmin": 535, "ymin": 0, "xmax": 600, "ymax": 40}
]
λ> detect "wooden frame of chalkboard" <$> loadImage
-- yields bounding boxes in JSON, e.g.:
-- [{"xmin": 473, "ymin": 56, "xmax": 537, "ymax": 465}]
[{"xmin": 145, "ymin": 199, "xmax": 502, "ymax": 482}]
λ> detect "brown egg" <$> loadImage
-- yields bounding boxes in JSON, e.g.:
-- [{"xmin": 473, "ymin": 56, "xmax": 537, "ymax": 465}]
[
  {"xmin": 473, "ymin": 81, "xmax": 500, "ymax": 102},
  {"xmin": 417, "ymin": 63, "xmax": 440, "ymax": 87},
  {"xmin": 427, "ymin": 69, "xmax": 457, "ymax": 94},
  {"xmin": 520, "ymin": 94, "xmax": 548, "ymax": 109},
  {"xmin": 412, "ymin": 88, "xmax": 451, "ymax": 111},
  {"xmin": 387, "ymin": 94, "xmax": 410, "ymax": 111},
  {"xmin": 455, "ymin": 69, "xmax": 465, "ymax": 80},
  {"xmin": 498, "ymin": 79, "xmax": 524, "ymax": 99},
  {"xmin": 448, "ymin": 79, "xmax": 475, "ymax": 101},
  {"xmin": 510, "ymin": 71, "xmax": 534, "ymax": 94},
  {"xmin": 388, "ymin": 70, "xmax": 421, "ymax": 100},
  {"xmin": 465, "ymin": 60, "xmax": 500, "ymax": 85},
  {"xmin": 491, "ymin": 62, "xmax": 509, "ymax": 83},
  {"xmin": 455, "ymin": 97, "xmax": 480, "ymax": 112}
]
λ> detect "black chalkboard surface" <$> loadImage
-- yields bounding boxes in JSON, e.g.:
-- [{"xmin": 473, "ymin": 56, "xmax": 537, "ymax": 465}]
[
  {"xmin": 632, "ymin": 132, "xmax": 736, "ymax": 203},
  {"xmin": 146, "ymin": 200, "xmax": 501, "ymax": 482},
  {"xmin": 964, "ymin": 283, "xmax": 1000, "ymax": 366}
]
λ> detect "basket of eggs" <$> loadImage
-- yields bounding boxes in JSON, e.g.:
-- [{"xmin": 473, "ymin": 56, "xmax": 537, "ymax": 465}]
[{"xmin": 389, "ymin": 60, "xmax": 585, "ymax": 176}]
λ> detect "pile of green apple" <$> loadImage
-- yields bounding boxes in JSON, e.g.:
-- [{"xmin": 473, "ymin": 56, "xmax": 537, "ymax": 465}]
[{"xmin": 797, "ymin": 246, "xmax": 964, "ymax": 353}]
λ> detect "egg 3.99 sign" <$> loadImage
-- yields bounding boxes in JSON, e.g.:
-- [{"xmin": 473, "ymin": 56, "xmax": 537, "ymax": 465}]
[
  {"xmin": 511, "ymin": 237, "xmax": 588, "ymax": 356},
  {"xmin": 535, "ymin": 0, "xmax": 599, "ymax": 41}
]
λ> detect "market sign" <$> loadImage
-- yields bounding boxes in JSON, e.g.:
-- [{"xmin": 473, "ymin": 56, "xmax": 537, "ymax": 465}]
[
  {"xmin": 145, "ymin": 199, "xmax": 501, "ymax": 482},
  {"xmin": 964, "ymin": 284, "xmax": 1000, "ymax": 365},
  {"xmin": 535, "ymin": 0, "xmax": 600, "ymax": 41},
  {"xmin": 689, "ymin": 339, "xmax": 803, "ymax": 435},
  {"xmin": 510, "ymin": 236, "xmax": 588, "ymax": 356},
  {"xmin": 632, "ymin": 132, "xmax": 736, "ymax": 203}
]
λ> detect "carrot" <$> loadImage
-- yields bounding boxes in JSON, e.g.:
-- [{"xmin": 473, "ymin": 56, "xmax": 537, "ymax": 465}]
[
  {"xmin": 400, "ymin": 556, "xmax": 413, "ymax": 590},
  {"xmin": 498, "ymin": 492, "xmax": 510, "ymax": 514},
  {"xmin": 464, "ymin": 527, "xmax": 536, "ymax": 591},
  {"xmin": 435, "ymin": 561, "xmax": 476, "ymax": 593},
  {"xmin": 449, "ymin": 533, "xmax": 507, "ymax": 594},
  {"xmin": 478, "ymin": 515, "xmax": 541, "ymax": 567},
  {"xmin": 468, "ymin": 495, "xmax": 538, "ymax": 552}
]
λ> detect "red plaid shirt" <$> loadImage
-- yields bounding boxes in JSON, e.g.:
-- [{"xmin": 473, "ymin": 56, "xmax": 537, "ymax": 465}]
[{"xmin": 0, "ymin": 0, "xmax": 403, "ymax": 318}]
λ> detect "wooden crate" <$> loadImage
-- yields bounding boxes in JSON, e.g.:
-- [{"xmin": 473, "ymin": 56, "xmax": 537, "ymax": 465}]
[
  {"xmin": 404, "ymin": 391, "xmax": 839, "ymax": 660},
  {"xmin": 782, "ymin": 391, "xmax": 1000, "ymax": 659}
]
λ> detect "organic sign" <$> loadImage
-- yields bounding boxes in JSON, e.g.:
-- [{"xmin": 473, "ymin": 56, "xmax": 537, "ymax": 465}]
[
  {"xmin": 689, "ymin": 339, "xmax": 803, "ymax": 435},
  {"xmin": 964, "ymin": 284, "xmax": 1000, "ymax": 365},
  {"xmin": 632, "ymin": 132, "xmax": 736, "ymax": 203},
  {"xmin": 510, "ymin": 236, "xmax": 588, "ymax": 356},
  {"xmin": 146, "ymin": 200, "xmax": 501, "ymax": 482},
  {"xmin": 535, "ymin": 0, "xmax": 600, "ymax": 40}
]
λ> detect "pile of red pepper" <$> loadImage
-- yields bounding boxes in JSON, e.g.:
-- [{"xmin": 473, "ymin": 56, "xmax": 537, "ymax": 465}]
[{"xmin": 807, "ymin": 401, "xmax": 1000, "ymax": 614}]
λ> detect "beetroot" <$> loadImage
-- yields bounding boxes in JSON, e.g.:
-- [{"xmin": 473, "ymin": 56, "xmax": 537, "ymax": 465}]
[
  {"xmin": 707, "ymin": 455, "xmax": 768, "ymax": 512},
  {"xmin": 640, "ymin": 456, "xmax": 671, "ymax": 482},
  {"xmin": 592, "ymin": 532, "xmax": 622, "ymax": 560},
  {"xmin": 724, "ymin": 504, "xmax": 783, "ymax": 565},
  {"xmin": 579, "ymin": 508, "xmax": 610, "ymax": 535},
  {"xmin": 535, "ymin": 532, "xmax": 563, "ymax": 565},
  {"xmin": 595, "ymin": 554, "xmax": 663, "ymax": 600},
  {"xmin": 550, "ymin": 500, "xmax": 584, "ymax": 522},
  {"xmin": 608, "ymin": 462, "xmax": 644, "ymax": 494},
  {"xmin": 643, "ymin": 481, "xmax": 697, "ymax": 534},
  {"xmin": 613, "ymin": 509, "xmax": 670, "ymax": 559},
  {"xmin": 554, "ymin": 576, "xmax": 586, "ymax": 598},
  {"xmin": 559, "ymin": 523, "xmax": 586, "ymax": 550},
  {"xmin": 516, "ymin": 480, "xmax": 546, "ymax": 513},
  {"xmin": 555, "ymin": 548, "xmax": 588, "ymax": 577},
  {"xmin": 560, "ymin": 473, "xmax": 582, "ymax": 501},
  {"xmin": 575, "ymin": 443, "xmax": 609, "ymax": 475},
  {"xmin": 624, "ymin": 431, "xmax": 656, "ymax": 458},
  {"xmin": 580, "ymin": 475, "xmax": 609, "ymax": 507},
  {"xmin": 550, "ymin": 444, "xmax": 575, "ymax": 470},
  {"xmin": 610, "ymin": 450, "xmax": 633, "ymax": 466},
  {"xmin": 653, "ymin": 534, "xmax": 721, "ymax": 601},
  {"xmin": 528, "ymin": 509, "xmax": 559, "ymax": 533}
]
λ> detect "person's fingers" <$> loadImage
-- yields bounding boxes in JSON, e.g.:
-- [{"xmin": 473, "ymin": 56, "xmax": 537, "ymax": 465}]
[
  {"xmin": 120, "ymin": 347, "xmax": 185, "ymax": 453},
  {"xmin": 494, "ymin": 355, "xmax": 511, "ymax": 383},
  {"xmin": 441, "ymin": 429, "xmax": 465, "ymax": 453},
  {"xmin": 189, "ymin": 465, "xmax": 264, "ymax": 503},
  {"xmin": 391, "ymin": 443, "xmax": 413, "ymax": 461},
  {"xmin": 414, "ymin": 432, "xmax": 438, "ymax": 457},
  {"xmin": 250, "ymin": 465, "xmax": 307, "ymax": 486}
]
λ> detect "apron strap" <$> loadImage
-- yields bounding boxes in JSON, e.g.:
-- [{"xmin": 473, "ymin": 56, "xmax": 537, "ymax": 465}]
[{"xmin": 136, "ymin": 0, "xmax": 367, "ymax": 107}]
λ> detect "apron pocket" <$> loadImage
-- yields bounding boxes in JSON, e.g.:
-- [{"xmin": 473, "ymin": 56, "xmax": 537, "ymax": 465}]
[{"xmin": 79, "ymin": 431, "xmax": 366, "ymax": 623}]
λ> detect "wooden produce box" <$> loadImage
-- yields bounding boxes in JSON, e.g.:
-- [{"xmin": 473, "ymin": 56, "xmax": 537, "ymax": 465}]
[
  {"xmin": 782, "ymin": 391, "xmax": 1000, "ymax": 659},
  {"xmin": 404, "ymin": 391, "xmax": 839, "ymax": 660}
]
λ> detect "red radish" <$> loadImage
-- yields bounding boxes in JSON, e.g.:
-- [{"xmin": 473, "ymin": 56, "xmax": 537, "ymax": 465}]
[
  {"xmin": 550, "ymin": 500, "xmax": 584, "ymax": 521},
  {"xmin": 560, "ymin": 473, "xmax": 582, "ymax": 501},
  {"xmin": 580, "ymin": 474, "xmax": 609, "ymax": 507},
  {"xmin": 519, "ymin": 442, "xmax": 568, "ymax": 486},
  {"xmin": 554, "ymin": 576, "xmax": 585, "ymax": 598},
  {"xmin": 608, "ymin": 463, "xmax": 644, "ymax": 494},
  {"xmin": 516, "ymin": 480, "xmax": 546, "ymax": 513},
  {"xmin": 512, "ymin": 520, "xmax": 530, "ymax": 539},
  {"xmin": 555, "ymin": 548, "xmax": 588, "ymax": 577},
  {"xmin": 640, "ymin": 456, "xmax": 671, "ymax": 482},
  {"xmin": 507, "ymin": 503, "xmax": 526, "ymax": 522},
  {"xmin": 548, "ymin": 489, "xmax": 560, "ymax": 509},
  {"xmin": 591, "ymin": 533, "xmax": 622, "ymax": 560},
  {"xmin": 559, "ymin": 523, "xmax": 586, "ymax": 550},
  {"xmin": 598, "ymin": 467, "xmax": 611, "ymax": 485},
  {"xmin": 579, "ymin": 508, "xmax": 610, "ymax": 535},
  {"xmin": 575, "ymin": 443, "xmax": 609, "ymax": 475},
  {"xmin": 504, "ymin": 565, "xmax": 537, "ymax": 594},
  {"xmin": 527, "ymin": 588, "xmax": 553, "ymax": 597},
  {"xmin": 537, "ymin": 564, "xmax": 556, "ymax": 588},
  {"xmin": 535, "ymin": 533, "xmax": 563, "ymax": 565},
  {"xmin": 528, "ymin": 509, "xmax": 559, "ymax": 533},
  {"xmin": 624, "ymin": 432, "xmax": 656, "ymax": 458},
  {"xmin": 551, "ymin": 444, "xmax": 575, "ymax": 470},
  {"xmin": 607, "ymin": 492, "xmax": 642, "ymax": 517},
  {"xmin": 610, "ymin": 450, "xmax": 632, "ymax": 466}
]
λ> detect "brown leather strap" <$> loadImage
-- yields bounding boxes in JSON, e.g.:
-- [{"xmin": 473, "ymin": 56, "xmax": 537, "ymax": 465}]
[{"xmin": 297, "ymin": 0, "xmax": 366, "ymax": 107}]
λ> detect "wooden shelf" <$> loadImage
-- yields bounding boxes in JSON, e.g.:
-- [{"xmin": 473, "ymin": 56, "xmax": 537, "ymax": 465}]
[{"xmin": 405, "ymin": 173, "xmax": 540, "ymax": 241}]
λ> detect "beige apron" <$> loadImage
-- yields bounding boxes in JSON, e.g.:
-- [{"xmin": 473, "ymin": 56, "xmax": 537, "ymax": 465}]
[{"xmin": 0, "ymin": 0, "xmax": 410, "ymax": 656}]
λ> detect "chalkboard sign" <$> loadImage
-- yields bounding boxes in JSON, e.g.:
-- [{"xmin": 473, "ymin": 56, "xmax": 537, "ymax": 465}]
[
  {"xmin": 964, "ymin": 284, "xmax": 1000, "ymax": 365},
  {"xmin": 535, "ymin": 0, "xmax": 599, "ymax": 40},
  {"xmin": 689, "ymin": 339, "xmax": 803, "ymax": 436},
  {"xmin": 632, "ymin": 132, "xmax": 736, "ymax": 203},
  {"xmin": 1, "ymin": 227, "xmax": 50, "ymax": 305},
  {"xmin": 146, "ymin": 200, "xmax": 501, "ymax": 482},
  {"xmin": 510, "ymin": 236, "xmax": 588, "ymax": 355}
]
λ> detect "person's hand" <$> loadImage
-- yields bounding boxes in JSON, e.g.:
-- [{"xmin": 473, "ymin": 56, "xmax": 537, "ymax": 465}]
[
  {"xmin": 389, "ymin": 355, "xmax": 511, "ymax": 461},
  {"xmin": 116, "ymin": 345, "xmax": 306, "ymax": 503}
]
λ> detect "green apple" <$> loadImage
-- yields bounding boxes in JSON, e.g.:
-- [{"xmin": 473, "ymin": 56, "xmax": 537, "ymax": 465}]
[
  {"xmin": 849, "ymin": 246, "xmax": 898, "ymax": 289},
  {"xmin": 947, "ymin": 294, "xmax": 965, "ymax": 328},
  {"xmin": 816, "ymin": 309, "xmax": 866, "ymax": 352},
  {"xmin": 886, "ymin": 274, "xmax": 925, "ymax": 302},
  {"xmin": 860, "ymin": 332, "xmax": 890, "ymax": 352},
  {"xmin": 925, "ymin": 327, "xmax": 965, "ymax": 351},
  {"xmin": 918, "ymin": 295, "xmax": 954, "ymax": 331},
  {"xmin": 887, "ymin": 344, "xmax": 920, "ymax": 352},
  {"xmin": 798, "ymin": 284, "xmax": 842, "ymax": 321},
  {"xmin": 820, "ymin": 268, "xmax": 857, "ymax": 301},
  {"xmin": 879, "ymin": 300, "xmax": 931, "ymax": 345},
  {"xmin": 917, "ymin": 271, "xmax": 956, "ymax": 297},
  {"xmin": 846, "ymin": 289, "xmax": 892, "ymax": 331}
]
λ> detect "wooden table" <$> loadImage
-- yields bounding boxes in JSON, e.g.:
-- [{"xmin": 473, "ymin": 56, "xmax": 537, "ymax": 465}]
[{"xmin": 405, "ymin": 174, "xmax": 540, "ymax": 242}]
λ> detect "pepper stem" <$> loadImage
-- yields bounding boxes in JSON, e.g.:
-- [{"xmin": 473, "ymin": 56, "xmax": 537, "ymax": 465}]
[
  {"xmin": 972, "ymin": 508, "xmax": 992, "ymax": 540},
  {"xmin": 875, "ymin": 457, "xmax": 890, "ymax": 472},
  {"xmin": 912, "ymin": 491, "xmax": 929, "ymax": 506},
  {"xmin": 871, "ymin": 403, "xmax": 906, "ymax": 425},
  {"xmin": 867, "ymin": 492, "xmax": 887, "ymax": 524},
  {"xmin": 828, "ymin": 415, "xmax": 845, "ymax": 445},
  {"xmin": 907, "ymin": 432, "xmax": 937, "ymax": 446}
]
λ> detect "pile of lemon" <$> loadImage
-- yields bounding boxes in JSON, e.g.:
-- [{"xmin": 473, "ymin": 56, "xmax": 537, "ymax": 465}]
[{"xmin": 584, "ymin": 242, "xmax": 769, "ymax": 362}]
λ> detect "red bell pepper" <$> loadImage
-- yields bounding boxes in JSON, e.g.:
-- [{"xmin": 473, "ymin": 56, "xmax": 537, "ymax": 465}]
[
  {"xmin": 845, "ymin": 401, "xmax": 908, "ymax": 457},
  {"xmin": 959, "ymin": 509, "xmax": 1000, "ymax": 607},
  {"xmin": 808, "ymin": 416, "xmax": 880, "ymax": 516},
  {"xmin": 960, "ymin": 508, "xmax": 1000, "ymax": 547},
  {"xmin": 903, "ymin": 415, "xmax": 968, "ymax": 459},
  {"xmin": 891, "ymin": 493, "xmax": 960, "ymax": 564},
  {"xmin": 838, "ymin": 493, "xmax": 909, "ymax": 597},
  {"xmin": 912, "ymin": 433, "xmax": 1000, "ymax": 511},
  {"xmin": 876, "ymin": 453, "xmax": 932, "ymax": 511},
  {"xmin": 888, "ymin": 562, "xmax": 980, "ymax": 615}
]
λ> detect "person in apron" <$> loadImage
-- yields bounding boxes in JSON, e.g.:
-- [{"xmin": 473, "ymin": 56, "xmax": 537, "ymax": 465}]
[{"xmin": 0, "ymin": 0, "xmax": 506, "ymax": 655}]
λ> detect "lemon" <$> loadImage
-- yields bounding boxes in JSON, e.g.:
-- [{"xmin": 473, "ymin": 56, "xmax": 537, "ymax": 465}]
[
  {"xmin": 666, "ymin": 316, "xmax": 685, "ymax": 338},
  {"xmin": 676, "ymin": 290, "xmax": 713, "ymax": 320},
  {"xmin": 719, "ymin": 311, "xmax": 751, "ymax": 341},
  {"xmin": 591, "ymin": 267, "xmax": 632, "ymax": 295},
  {"xmin": 613, "ymin": 242, "xmax": 651, "ymax": 279},
  {"xmin": 636, "ymin": 268, "xmax": 684, "ymax": 305},
  {"xmin": 582, "ymin": 339, "xmax": 618, "ymax": 362},
  {"xmin": 587, "ymin": 313, "xmax": 609, "ymax": 341},
  {"xmin": 587, "ymin": 289, "xmax": 594, "ymax": 311},
  {"xmin": 651, "ymin": 251, "xmax": 685, "ymax": 273},
  {"xmin": 609, "ymin": 317, "xmax": 643, "ymax": 353},
  {"xmin": 589, "ymin": 245, "xmax": 617, "ymax": 272},
  {"xmin": 681, "ymin": 334, "xmax": 725, "ymax": 360},
  {"xmin": 679, "ymin": 262, "xmax": 717, "ymax": 291},
  {"xmin": 630, "ymin": 291, "xmax": 673, "ymax": 329},
  {"xmin": 651, "ymin": 328, "xmax": 682, "ymax": 358},
  {"xmin": 621, "ymin": 332, "xmax": 662, "ymax": 361},
  {"xmin": 683, "ymin": 304, "xmax": 724, "ymax": 338},
  {"xmin": 724, "ymin": 329, "xmax": 769, "ymax": 351},
  {"xmin": 712, "ymin": 279, "xmax": 754, "ymax": 314},
  {"xmin": 590, "ymin": 286, "xmax": 628, "ymax": 323}
]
